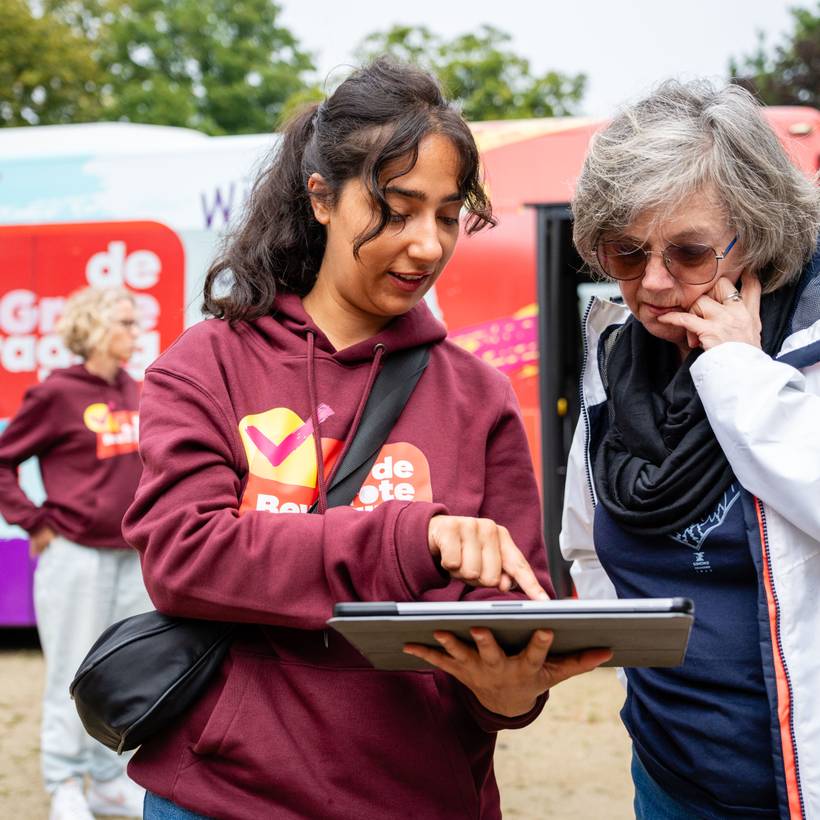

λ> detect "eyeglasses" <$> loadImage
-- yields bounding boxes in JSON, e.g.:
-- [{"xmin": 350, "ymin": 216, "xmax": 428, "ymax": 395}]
[
  {"xmin": 595, "ymin": 236, "xmax": 737, "ymax": 285},
  {"xmin": 114, "ymin": 318, "xmax": 140, "ymax": 330}
]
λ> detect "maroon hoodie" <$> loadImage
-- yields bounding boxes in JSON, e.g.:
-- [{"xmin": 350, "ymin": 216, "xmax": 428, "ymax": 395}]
[
  {"xmin": 0, "ymin": 365, "xmax": 140, "ymax": 548},
  {"xmin": 123, "ymin": 294, "xmax": 554, "ymax": 820}
]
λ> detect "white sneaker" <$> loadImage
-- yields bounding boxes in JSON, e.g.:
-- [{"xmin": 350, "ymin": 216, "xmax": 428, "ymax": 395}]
[
  {"xmin": 86, "ymin": 774, "xmax": 145, "ymax": 818},
  {"xmin": 49, "ymin": 779, "xmax": 94, "ymax": 820}
]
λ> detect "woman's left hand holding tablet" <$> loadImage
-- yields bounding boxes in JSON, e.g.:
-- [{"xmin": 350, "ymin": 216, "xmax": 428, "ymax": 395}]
[{"xmin": 404, "ymin": 628, "xmax": 613, "ymax": 717}]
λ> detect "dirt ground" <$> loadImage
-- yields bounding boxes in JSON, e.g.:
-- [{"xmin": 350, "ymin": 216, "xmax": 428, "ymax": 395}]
[{"xmin": 0, "ymin": 638, "xmax": 632, "ymax": 819}]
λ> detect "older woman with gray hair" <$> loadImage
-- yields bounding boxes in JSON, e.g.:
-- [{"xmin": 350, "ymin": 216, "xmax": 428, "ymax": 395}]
[
  {"xmin": 561, "ymin": 79, "xmax": 819, "ymax": 819},
  {"xmin": 0, "ymin": 286, "xmax": 149, "ymax": 820}
]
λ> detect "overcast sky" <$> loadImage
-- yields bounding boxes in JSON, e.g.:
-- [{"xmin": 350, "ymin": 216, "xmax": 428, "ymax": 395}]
[{"xmin": 279, "ymin": 0, "xmax": 801, "ymax": 117}]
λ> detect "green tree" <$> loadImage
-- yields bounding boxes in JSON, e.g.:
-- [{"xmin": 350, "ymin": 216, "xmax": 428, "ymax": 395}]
[
  {"xmin": 729, "ymin": 3, "xmax": 819, "ymax": 107},
  {"xmin": 356, "ymin": 24, "xmax": 586, "ymax": 121},
  {"xmin": 0, "ymin": 0, "xmax": 104, "ymax": 126},
  {"xmin": 47, "ymin": 0, "xmax": 316, "ymax": 134}
]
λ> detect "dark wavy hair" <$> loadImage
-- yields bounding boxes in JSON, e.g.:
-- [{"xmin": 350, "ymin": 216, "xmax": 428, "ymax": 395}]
[{"xmin": 203, "ymin": 58, "xmax": 495, "ymax": 321}]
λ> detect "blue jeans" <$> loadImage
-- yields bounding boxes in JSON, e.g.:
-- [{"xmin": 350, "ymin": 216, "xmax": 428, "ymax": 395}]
[
  {"xmin": 143, "ymin": 791, "xmax": 212, "ymax": 819},
  {"xmin": 632, "ymin": 750, "xmax": 704, "ymax": 820}
]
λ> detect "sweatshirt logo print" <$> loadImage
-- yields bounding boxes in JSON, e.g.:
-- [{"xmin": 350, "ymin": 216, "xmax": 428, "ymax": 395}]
[
  {"xmin": 237, "ymin": 406, "xmax": 432, "ymax": 515},
  {"xmin": 246, "ymin": 404, "xmax": 334, "ymax": 467},
  {"xmin": 82, "ymin": 402, "xmax": 139, "ymax": 459},
  {"xmin": 238, "ymin": 406, "xmax": 343, "ymax": 515},
  {"xmin": 350, "ymin": 444, "xmax": 432, "ymax": 510}
]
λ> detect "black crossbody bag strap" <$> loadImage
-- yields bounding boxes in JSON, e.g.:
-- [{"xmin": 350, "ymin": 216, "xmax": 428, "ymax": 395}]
[{"xmin": 309, "ymin": 345, "xmax": 431, "ymax": 512}]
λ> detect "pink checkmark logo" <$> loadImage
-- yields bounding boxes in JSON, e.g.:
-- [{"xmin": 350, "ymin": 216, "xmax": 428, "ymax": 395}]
[{"xmin": 246, "ymin": 403, "xmax": 334, "ymax": 467}]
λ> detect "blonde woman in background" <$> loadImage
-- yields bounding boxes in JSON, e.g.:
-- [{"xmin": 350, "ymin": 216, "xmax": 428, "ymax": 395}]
[{"xmin": 0, "ymin": 287, "xmax": 150, "ymax": 820}]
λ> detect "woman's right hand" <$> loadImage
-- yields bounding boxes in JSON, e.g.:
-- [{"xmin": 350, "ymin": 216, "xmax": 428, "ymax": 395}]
[
  {"xmin": 427, "ymin": 515, "xmax": 548, "ymax": 600},
  {"xmin": 29, "ymin": 526, "xmax": 56, "ymax": 557}
]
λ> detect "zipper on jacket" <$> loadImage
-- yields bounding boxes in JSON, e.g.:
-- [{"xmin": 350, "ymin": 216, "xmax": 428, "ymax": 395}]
[
  {"xmin": 578, "ymin": 297, "xmax": 598, "ymax": 509},
  {"xmin": 756, "ymin": 498, "xmax": 805, "ymax": 819}
]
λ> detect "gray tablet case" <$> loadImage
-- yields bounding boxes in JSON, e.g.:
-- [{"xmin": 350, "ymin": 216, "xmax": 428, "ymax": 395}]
[{"xmin": 328, "ymin": 598, "xmax": 694, "ymax": 670}]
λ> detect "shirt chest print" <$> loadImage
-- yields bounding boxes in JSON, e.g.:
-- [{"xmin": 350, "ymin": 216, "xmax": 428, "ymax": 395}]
[
  {"xmin": 669, "ymin": 483, "xmax": 741, "ymax": 573},
  {"xmin": 237, "ymin": 406, "xmax": 432, "ymax": 515}
]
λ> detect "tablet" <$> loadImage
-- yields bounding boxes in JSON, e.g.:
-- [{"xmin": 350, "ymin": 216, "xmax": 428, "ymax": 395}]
[{"xmin": 327, "ymin": 598, "xmax": 694, "ymax": 670}]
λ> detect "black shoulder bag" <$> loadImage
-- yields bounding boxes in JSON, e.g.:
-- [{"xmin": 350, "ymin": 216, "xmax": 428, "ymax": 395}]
[{"xmin": 70, "ymin": 345, "xmax": 430, "ymax": 753}]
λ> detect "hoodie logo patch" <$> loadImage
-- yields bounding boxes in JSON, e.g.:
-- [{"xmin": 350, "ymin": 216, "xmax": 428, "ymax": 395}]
[
  {"xmin": 237, "ymin": 407, "xmax": 432, "ymax": 515},
  {"xmin": 238, "ymin": 406, "xmax": 343, "ymax": 515},
  {"xmin": 82, "ymin": 402, "xmax": 139, "ymax": 459},
  {"xmin": 246, "ymin": 403, "xmax": 335, "ymax": 468},
  {"xmin": 351, "ymin": 444, "xmax": 432, "ymax": 510}
]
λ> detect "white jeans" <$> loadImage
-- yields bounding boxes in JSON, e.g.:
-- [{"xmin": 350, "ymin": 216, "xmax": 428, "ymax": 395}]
[{"xmin": 34, "ymin": 536, "xmax": 151, "ymax": 791}]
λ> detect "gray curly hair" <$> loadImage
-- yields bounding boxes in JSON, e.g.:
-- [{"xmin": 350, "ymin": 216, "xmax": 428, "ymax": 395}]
[
  {"xmin": 572, "ymin": 79, "xmax": 819, "ymax": 292},
  {"xmin": 57, "ymin": 286, "xmax": 135, "ymax": 359}
]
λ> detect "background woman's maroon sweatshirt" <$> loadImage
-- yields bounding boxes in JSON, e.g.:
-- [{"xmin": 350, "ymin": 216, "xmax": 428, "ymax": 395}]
[
  {"xmin": 123, "ymin": 294, "xmax": 554, "ymax": 819},
  {"xmin": 0, "ymin": 365, "xmax": 140, "ymax": 548}
]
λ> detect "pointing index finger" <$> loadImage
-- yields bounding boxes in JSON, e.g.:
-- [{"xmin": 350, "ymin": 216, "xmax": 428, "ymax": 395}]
[{"xmin": 498, "ymin": 528, "xmax": 548, "ymax": 600}]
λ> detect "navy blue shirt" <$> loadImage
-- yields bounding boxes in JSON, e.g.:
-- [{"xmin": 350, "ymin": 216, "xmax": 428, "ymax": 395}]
[{"xmin": 594, "ymin": 483, "xmax": 778, "ymax": 817}]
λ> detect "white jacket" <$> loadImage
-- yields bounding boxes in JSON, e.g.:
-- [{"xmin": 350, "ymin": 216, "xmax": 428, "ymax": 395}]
[{"xmin": 560, "ymin": 254, "xmax": 820, "ymax": 820}]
